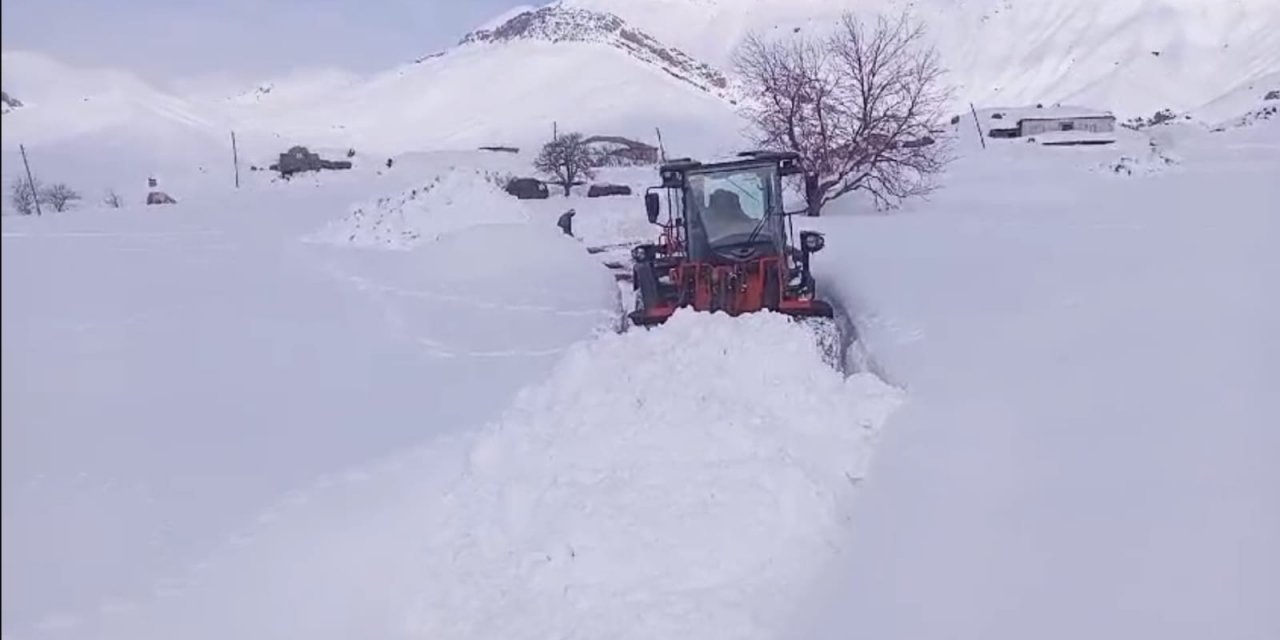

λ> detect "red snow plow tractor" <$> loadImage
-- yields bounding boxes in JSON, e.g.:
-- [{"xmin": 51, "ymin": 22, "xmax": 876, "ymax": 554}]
[{"xmin": 626, "ymin": 151, "xmax": 836, "ymax": 328}]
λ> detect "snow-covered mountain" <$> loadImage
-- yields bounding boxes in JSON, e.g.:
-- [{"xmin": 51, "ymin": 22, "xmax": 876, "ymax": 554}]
[
  {"xmin": 2, "ymin": 0, "xmax": 1278, "ymax": 185},
  {"xmin": 458, "ymin": 5, "xmax": 732, "ymax": 101},
  {"xmin": 214, "ymin": 3, "xmax": 744, "ymax": 157},
  {"xmin": 568, "ymin": 0, "xmax": 1280, "ymax": 117}
]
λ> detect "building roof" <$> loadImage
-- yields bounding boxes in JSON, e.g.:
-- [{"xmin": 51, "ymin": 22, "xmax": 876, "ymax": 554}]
[
  {"xmin": 1015, "ymin": 105, "xmax": 1115, "ymax": 121},
  {"xmin": 977, "ymin": 104, "xmax": 1115, "ymax": 123}
]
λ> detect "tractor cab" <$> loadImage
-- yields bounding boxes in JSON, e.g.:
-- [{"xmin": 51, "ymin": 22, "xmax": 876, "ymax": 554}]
[
  {"xmin": 681, "ymin": 160, "xmax": 787, "ymax": 263},
  {"xmin": 628, "ymin": 150, "xmax": 834, "ymax": 327}
]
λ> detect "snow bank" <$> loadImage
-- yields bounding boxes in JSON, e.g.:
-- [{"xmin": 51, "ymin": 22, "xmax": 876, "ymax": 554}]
[
  {"xmin": 404, "ymin": 309, "xmax": 901, "ymax": 639},
  {"xmin": 88, "ymin": 309, "xmax": 901, "ymax": 640},
  {"xmin": 305, "ymin": 168, "xmax": 528, "ymax": 249}
]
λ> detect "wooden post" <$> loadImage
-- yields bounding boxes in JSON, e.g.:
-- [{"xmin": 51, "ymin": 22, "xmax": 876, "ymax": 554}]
[
  {"xmin": 19, "ymin": 143, "xmax": 41, "ymax": 216},
  {"xmin": 654, "ymin": 127, "xmax": 666, "ymax": 162},
  {"xmin": 230, "ymin": 131, "xmax": 241, "ymax": 188},
  {"xmin": 969, "ymin": 103, "xmax": 987, "ymax": 150}
]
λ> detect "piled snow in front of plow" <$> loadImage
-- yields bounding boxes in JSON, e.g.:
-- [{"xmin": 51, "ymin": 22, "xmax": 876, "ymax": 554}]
[
  {"xmin": 405, "ymin": 309, "xmax": 902, "ymax": 638},
  {"xmin": 305, "ymin": 167, "xmax": 527, "ymax": 249},
  {"xmin": 93, "ymin": 309, "xmax": 901, "ymax": 640}
]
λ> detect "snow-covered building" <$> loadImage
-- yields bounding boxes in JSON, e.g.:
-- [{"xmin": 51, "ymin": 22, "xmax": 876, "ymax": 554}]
[
  {"xmin": 1015, "ymin": 106, "xmax": 1116, "ymax": 136},
  {"xmin": 981, "ymin": 105, "xmax": 1118, "ymax": 144}
]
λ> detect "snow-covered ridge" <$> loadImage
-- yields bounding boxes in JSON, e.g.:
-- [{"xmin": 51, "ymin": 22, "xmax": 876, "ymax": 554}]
[{"xmin": 458, "ymin": 4, "xmax": 732, "ymax": 101}]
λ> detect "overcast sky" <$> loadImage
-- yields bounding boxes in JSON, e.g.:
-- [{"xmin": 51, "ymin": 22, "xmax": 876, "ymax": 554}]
[{"xmin": 0, "ymin": 0, "xmax": 531, "ymax": 85}]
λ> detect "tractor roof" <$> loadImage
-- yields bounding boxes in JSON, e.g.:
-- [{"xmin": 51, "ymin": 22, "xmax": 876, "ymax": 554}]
[{"xmin": 659, "ymin": 150, "xmax": 801, "ymax": 177}]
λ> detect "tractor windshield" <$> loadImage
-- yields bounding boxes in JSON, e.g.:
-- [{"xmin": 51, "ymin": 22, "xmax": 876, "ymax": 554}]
[{"xmin": 686, "ymin": 165, "xmax": 780, "ymax": 248}]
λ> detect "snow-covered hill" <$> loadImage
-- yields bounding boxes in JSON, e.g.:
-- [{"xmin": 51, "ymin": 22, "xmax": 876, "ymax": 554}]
[
  {"xmin": 568, "ymin": 0, "xmax": 1280, "ymax": 117},
  {"xmin": 458, "ymin": 5, "xmax": 732, "ymax": 101},
  {"xmin": 4, "ymin": 0, "xmax": 1278, "ymax": 193},
  {"xmin": 227, "ymin": 38, "xmax": 739, "ymax": 158},
  {"xmin": 0, "ymin": 51, "xmax": 222, "ymax": 149}
]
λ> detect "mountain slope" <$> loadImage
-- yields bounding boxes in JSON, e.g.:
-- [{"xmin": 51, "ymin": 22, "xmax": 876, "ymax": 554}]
[
  {"xmin": 566, "ymin": 0, "xmax": 1280, "ymax": 117},
  {"xmin": 4, "ymin": 0, "xmax": 1277, "ymax": 192},
  {"xmin": 458, "ymin": 5, "xmax": 732, "ymax": 101},
  {"xmin": 224, "ymin": 5, "xmax": 743, "ymax": 158},
  {"xmin": 0, "ymin": 51, "xmax": 223, "ymax": 149}
]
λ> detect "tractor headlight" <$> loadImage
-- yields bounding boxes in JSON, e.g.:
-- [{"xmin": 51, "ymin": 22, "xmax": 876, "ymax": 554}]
[{"xmin": 800, "ymin": 231, "xmax": 825, "ymax": 253}]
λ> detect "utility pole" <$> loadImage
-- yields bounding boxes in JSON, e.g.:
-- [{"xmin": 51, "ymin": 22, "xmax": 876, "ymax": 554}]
[
  {"xmin": 654, "ymin": 127, "xmax": 667, "ymax": 162},
  {"xmin": 969, "ymin": 103, "xmax": 987, "ymax": 150},
  {"xmin": 19, "ymin": 143, "xmax": 41, "ymax": 216},
  {"xmin": 230, "ymin": 131, "xmax": 241, "ymax": 188}
]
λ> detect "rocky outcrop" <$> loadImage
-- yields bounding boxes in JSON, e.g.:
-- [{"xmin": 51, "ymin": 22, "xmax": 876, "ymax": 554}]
[
  {"xmin": 459, "ymin": 5, "xmax": 732, "ymax": 101},
  {"xmin": 1, "ymin": 90, "xmax": 22, "ymax": 114}
]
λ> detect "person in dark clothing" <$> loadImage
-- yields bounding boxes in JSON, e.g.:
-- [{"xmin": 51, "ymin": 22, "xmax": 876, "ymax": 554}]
[{"xmin": 557, "ymin": 208, "xmax": 576, "ymax": 237}]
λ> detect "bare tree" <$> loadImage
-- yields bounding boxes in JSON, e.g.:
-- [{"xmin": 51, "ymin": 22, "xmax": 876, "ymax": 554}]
[
  {"xmin": 103, "ymin": 189, "xmax": 124, "ymax": 209},
  {"xmin": 40, "ymin": 183, "xmax": 82, "ymax": 212},
  {"xmin": 534, "ymin": 132, "xmax": 597, "ymax": 196},
  {"xmin": 9, "ymin": 176, "xmax": 42, "ymax": 215},
  {"xmin": 733, "ymin": 9, "xmax": 952, "ymax": 213}
]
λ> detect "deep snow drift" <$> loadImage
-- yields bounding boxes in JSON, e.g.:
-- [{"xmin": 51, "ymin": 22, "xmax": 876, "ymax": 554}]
[
  {"xmin": 0, "ymin": 156, "xmax": 620, "ymax": 638},
  {"xmin": 785, "ymin": 116, "xmax": 1280, "ymax": 640},
  {"xmin": 85, "ymin": 310, "xmax": 900, "ymax": 640}
]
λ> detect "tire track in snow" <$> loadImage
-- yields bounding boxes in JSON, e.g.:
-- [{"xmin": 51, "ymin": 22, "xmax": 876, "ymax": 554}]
[
  {"xmin": 316, "ymin": 260, "xmax": 615, "ymax": 360},
  {"xmin": 320, "ymin": 262, "xmax": 616, "ymax": 318}
]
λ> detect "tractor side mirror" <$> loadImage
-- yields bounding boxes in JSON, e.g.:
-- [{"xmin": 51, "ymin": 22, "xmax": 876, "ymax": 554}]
[
  {"xmin": 780, "ymin": 173, "xmax": 809, "ymax": 216},
  {"xmin": 645, "ymin": 192, "xmax": 661, "ymax": 224}
]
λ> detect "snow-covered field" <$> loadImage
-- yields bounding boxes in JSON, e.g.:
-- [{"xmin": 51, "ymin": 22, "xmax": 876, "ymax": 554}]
[
  {"xmin": 788, "ymin": 117, "xmax": 1280, "ymax": 640},
  {"xmin": 3, "ymin": 1, "xmax": 1279, "ymax": 639},
  {"xmin": 1, "ymin": 155, "xmax": 623, "ymax": 636},
  {"xmin": 6, "ymin": 109, "xmax": 1277, "ymax": 639}
]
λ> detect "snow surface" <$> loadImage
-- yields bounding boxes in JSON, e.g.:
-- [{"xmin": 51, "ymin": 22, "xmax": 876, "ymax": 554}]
[
  {"xmin": 81, "ymin": 309, "xmax": 900, "ymax": 640},
  {"xmin": 305, "ymin": 167, "xmax": 531, "ymax": 249},
  {"xmin": 3, "ymin": 2, "xmax": 1280, "ymax": 639},
  {"xmin": 784, "ymin": 112, "xmax": 1280, "ymax": 640},
  {"xmin": 0, "ymin": 153, "xmax": 620, "ymax": 638}
]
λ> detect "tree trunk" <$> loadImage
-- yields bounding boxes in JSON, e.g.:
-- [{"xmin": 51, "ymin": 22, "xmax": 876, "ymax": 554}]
[{"xmin": 805, "ymin": 172, "xmax": 821, "ymax": 216}]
